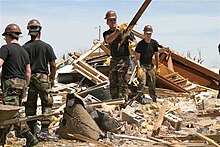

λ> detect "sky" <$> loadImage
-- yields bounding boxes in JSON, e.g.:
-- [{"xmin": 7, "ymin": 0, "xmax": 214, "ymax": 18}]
[{"xmin": 0, "ymin": 0, "xmax": 220, "ymax": 68}]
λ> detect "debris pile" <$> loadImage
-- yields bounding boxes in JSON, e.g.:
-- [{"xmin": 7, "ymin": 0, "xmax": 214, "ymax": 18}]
[{"xmin": 1, "ymin": 31, "xmax": 220, "ymax": 147}]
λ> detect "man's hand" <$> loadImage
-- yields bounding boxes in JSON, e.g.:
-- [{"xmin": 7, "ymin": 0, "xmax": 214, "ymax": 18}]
[
  {"xmin": 50, "ymin": 78, "xmax": 55, "ymax": 88},
  {"xmin": 154, "ymin": 67, "xmax": 160, "ymax": 75},
  {"xmin": 128, "ymin": 40, "xmax": 136, "ymax": 49},
  {"xmin": 117, "ymin": 23, "xmax": 128, "ymax": 32},
  {"xmin": 137, "ymin": 67, "xmax": 143, "ymax": 78}
]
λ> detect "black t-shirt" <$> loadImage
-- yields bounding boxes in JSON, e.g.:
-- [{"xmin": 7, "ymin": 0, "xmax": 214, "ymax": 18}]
[
  {"xmin": 0, "ymin": 43, "xmax": 30, "ymax": 81},
  {"xmin": 135, "ymin": 39, "xmax": 158, "ymax": 65},
  {"xmin": 103, "ymin": 29, "xmax": 135, "ymax": 58},
  {"xmin": 23, "ymin": 40, "xmax": 57, "ymax": 74}
]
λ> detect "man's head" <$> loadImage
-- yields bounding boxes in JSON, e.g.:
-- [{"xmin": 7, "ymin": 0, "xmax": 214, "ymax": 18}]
[
  {"xmin": 105, "ymin": 10, "xmax": 117, "ymax": 20},
  {"xmin": 143, "ymin": 25, "xmax": 153, "ymax": 37},
  {"xmin": 105, "ymin": 10, "xmax": 117, "ymax": 28},
  {"xmin": 27, "ymin": 19, "xmax": 42, "ymax": 36},
  {"xmin": 2, "ymin": 23, "xmax": 22, "ymax": 39}
]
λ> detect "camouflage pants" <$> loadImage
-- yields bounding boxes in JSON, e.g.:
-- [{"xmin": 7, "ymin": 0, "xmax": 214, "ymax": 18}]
[
  {"xmin": 137, "ymin": 64, "xmax": 157, "ymax": 101},
  {"xmin": 2, "ymin": 78, "xmax": 30, "ymax": 137},
  {"xmin": 25, "ymin": 73, "xmax": 53, "ymax": 131},
  {"xmin": 109, "ymin": 58, "xmax": 130, "ymax": 100}
]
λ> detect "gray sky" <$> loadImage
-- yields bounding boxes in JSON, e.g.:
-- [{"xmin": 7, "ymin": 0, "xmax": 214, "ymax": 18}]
[{"xmin": 1, "ymin": 0, "xmax": 220, "ymax": 68}]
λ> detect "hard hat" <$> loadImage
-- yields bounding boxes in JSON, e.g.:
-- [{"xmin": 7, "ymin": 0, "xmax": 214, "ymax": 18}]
[
  {"xmin": 2, "ymin": 23, "xmax": 22, "ymax": 38},
  {"xmin": 143, "ymin": 25, "xmax": 153, "ymax": 33},
  {"xmin": 105, "ymin": 10, "xmax": 117, "ymax": 19},
  {"xmin": 27, "ymin": 19, "xmax": 42, "ymax": 35}
]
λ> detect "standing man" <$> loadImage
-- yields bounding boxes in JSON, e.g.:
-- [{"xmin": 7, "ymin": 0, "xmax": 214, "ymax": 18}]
[
  {"xmin": 135, "ymin": 25, "xmax": 160, "ymax": 103},
  {"xmin": 1, "ymin": 23, "xmax": 38, "ymax": 146},
  {"xmin": 103, "ymin": 10, "xmax": 136, "ymax": 101},
  {"xmin": 23, "ymin": 19, "xmax": 58, "ymax": 141}
]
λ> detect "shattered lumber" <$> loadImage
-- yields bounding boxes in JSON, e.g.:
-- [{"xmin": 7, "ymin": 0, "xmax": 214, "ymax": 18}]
[
  {"xmin": 159, "ymin": 134, "xmax": 220, "ymax": 142},
  {"xmin": 107, "ymin": 133, "xmax": 157, "ymax": 143},
  {"xmin": 197, "ymin": 111, "xmax": 220, "ymax": 117},
  {"xmin": 72, "ymin": 41, "xmax": 109, "ymax": 85},
  {"xmin": 152, "ymin": 100, "xmax": 168, "ymax": 137},
  {"xmin": 196, "ymin": 133, "xmax": 220, "ymax": 147},
  {"xmin": 68, "ymin": 133, "xmax": 110, "ymax": 147},
  {"xmin": 86, "ymin": 98, "xmax": 126, "ymax": 107}
]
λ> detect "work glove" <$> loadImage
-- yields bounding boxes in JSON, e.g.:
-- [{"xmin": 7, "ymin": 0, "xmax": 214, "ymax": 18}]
[
  {"xmin": 50, "ymin": 78, "xmax": 55, "ymax": 88},
  {"xmin": 137, "ymin": 67, "xmax": 143, "ymax": 78},
  {"xmin": 154, "ymin": 67, "xmax": 160, "ymax": 75},
  {"xmin": 128, "ymin": 41, "xmax": 136, "ymax": 49},
  {"xmin": 103, "ymin": 56, "xmax": 112, "ymax": 66},
  {"xmin": 117, "ymin": 23, "xmax": 128, "ymax": 32}
]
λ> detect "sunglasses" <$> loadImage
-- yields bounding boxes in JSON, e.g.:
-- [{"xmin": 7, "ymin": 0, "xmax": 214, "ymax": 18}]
[{"xmin": 108, "ymin": 18, "xmax": 116, "ymax": 22}]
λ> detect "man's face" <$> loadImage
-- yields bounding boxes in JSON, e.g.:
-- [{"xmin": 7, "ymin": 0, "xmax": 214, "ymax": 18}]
[
  {"xmin": 144, "ymin": 31, "xmax": 152, "ymax": 38},
  {"xmin": 107, "ymin": 18, "xmax": 117, "ymax": 29}
]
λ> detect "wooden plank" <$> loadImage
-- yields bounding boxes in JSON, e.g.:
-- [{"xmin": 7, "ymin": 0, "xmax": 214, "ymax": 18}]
[
  {"xmin": 156, "ymin": 75, "xmax": 189, "ymax": 93},
  {"xmin": 87, "ymin": 99, "xmax": 125, "ymax": 107},
  {"xmin": 73, "ymin": 60, "xmax": 108, "ymax": 84},
  {"xmin": 74, "ymin": 41, "xmax": 102, "ymax": 62},
  {"xmin": 196, "ymin": 133, "xmax": 220, "ymax": 147},
  {"xmin": 152, "ymin": 100, "xmax": 169, "ymax": 137},
  {"xmin": 119, "ymin": 0, "xmax": 152, "ymax": 46},
  {"xmin": 171, "ymin": 52, "xmax": 219, "ymax": 82},
  {"xmin": 160, "ymin": 134, "xmax": 220, "ymax": 142},
  {"xmin": 197, "ymin": 112, "xmax": 220, "ymax": 117},
  {"xmin": 93, "ymin": 40, "xmax": 110, "ymax": 55},
  {"xmin": 164, "ymin": 72, "xmax": 178, "ymax": 79},
  {"xmin": 175, "ymin": 78, "xmax": 188, "ymax": 84},
  {"xmin": 68, "ymin": 133, "xmax": 110, "ymax": 147}
]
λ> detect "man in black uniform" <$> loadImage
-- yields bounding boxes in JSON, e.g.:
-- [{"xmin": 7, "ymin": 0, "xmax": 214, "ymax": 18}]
[
  {"xmin": 23, "ymin": 19, "xmax": 58, "ymax": 141},
  {"xmin": 103, "ymin": 10, "xmax": 136, "ymax": 101},
  {"xmin": 135, "ymin": 25, "xmax": 160, "ymax": 103},
  {"xmin": 1, "ymin": 23, "xmax": 38, "ymax": 146}
]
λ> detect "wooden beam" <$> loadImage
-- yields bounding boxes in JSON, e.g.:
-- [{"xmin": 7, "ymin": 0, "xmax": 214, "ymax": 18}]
[
  {"xmin": 196, "ymin": 133, "xmax": 220, "ymax": 147},
  {"xmin": 152, "ymin": 100, "xmax": 169, "ymax": 137}
]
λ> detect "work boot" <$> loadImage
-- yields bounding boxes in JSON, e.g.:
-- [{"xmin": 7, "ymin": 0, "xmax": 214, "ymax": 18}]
[
  {"xmin": 136, "ymin": 94, "xmax": 149, "ymax": 104},
  {"xmin": 152, "ymin": 97, "xmax": 157, "ymax": 103},
  {"xmin": 25, "ymin": 131, "xmax": 39, "ymax": 147},
  {"xmin": 37, "ymin": 128, "xmax": 59, "ymax": 142}
]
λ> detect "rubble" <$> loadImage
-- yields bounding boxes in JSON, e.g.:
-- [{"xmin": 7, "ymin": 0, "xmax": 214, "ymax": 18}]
[{"xmin": 1, "ymin": 31, "xmax": 220, "ymax": 147}]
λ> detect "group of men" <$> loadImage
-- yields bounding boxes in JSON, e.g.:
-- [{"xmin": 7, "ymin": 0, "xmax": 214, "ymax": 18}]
[
  {"xmin": 1, "ymin": 19, "xmax": 57, "ymax": 146},
  {"xmin": 1, "ymin": 10, "xmax": 159, "ymax": 146},
  {"xmin": 103, "ymin": 10, "xmax": 160, "ymax": 104}
]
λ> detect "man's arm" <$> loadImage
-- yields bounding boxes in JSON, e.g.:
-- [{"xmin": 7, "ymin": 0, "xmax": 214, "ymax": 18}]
[
  {"xmin": 135, "ymin": 53, "xmax": 141, "ymax": 68},
  {"xmin": 155, "ymin": 51, "xmax": 159, "ymax": 68},
  {"xmin": 0, "ymin": 58, "xmax": 4, "ymax": 67},
  {"xmin": 26, "ymin": 64, "xmax": 31, "ymax": 85},
  {"xmin": 105, "ymin": 30, "xmax": 120, "ymax": 44},
  {"xmin": 49, "ymin": 60, "xmax": 56, "ymax": 79}
]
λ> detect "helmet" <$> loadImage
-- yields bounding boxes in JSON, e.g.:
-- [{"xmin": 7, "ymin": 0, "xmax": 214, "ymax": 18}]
[
  {"xmin": 143, "ymin": 25, "xmax": 153, "ymax": 33},
  {"xmin": 27, "ymin": 19, "xmax": 42, "ymax": 36},
  {"xmin": 27, "ymin": 19, "xmax": 41, "ymax": 29},
  {"xmin": 105, "ymin": 10, "xmax": 117, "ymax": 19},
  {"xmin": 2, "ymin": 23, "xmax": 22, "ymax": 38}
]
